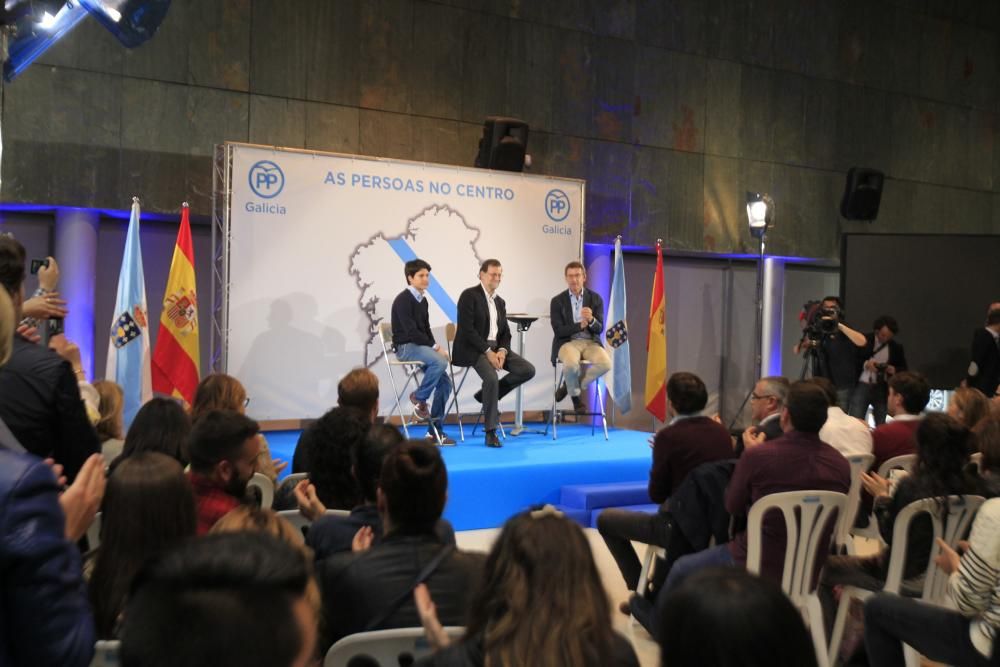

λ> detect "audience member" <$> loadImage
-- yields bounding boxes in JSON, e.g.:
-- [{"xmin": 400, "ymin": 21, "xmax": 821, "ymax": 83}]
[
  {"xmin": 658, "ymin": 568, "xmax": 818, "ymax": 667},
  {"xmin": 0, "ymin": 236, "xmax": 99, "ymax": 482},
  {"xmin": 849, "ymin": 315, "xmax": 907, "ymax": 426},
  {"xmin": 187, "ymin": 410, "xmax": 261, "ymax": 534},
  {"xmin": 809, "ymin": 376, "xmax": 873, "ymax": 458},
  {"xmin": 88, "ymin": 452, "xmax": 196, "ymax": 638},
  {"xmin": 872, "ymin": 371, "xmax": 930, "ymax": 469},
  {"xmin": 210, "ymin": 506, "xmax": 320, "ymax": 612},
  {"xmin": 112, "ymin": 397, "xmax": 192, "ymax": 470},
  {"xmin": 295, "ymin": 423, "xmax": 456, "ymax": 559},
  {"xmin": 335, "ymin": 366, "xmax": 380, "ymax": 423},
  {"xmin": 737, "ymin": 376, "xmax": 789, "ymax": 456},
  {"xmin": 821, "ymin": 413, "xmax": 985, "ymax": 636},
  {"xmin": 119, "ymin": 532, "xmax": 317, "ymax": 667},
  {"xmin": 0, "ymin": 285, "xmax": 105, "ymax": 667},
  {"xmin": 864, "ymin": 496, "xmax": 1000, "ymax": 667},
  {"xmin": 317, "ymin": 440, "xmax": 483, "ymax": 651},
  {"xmin": 966, "ymin": 306, "xmax": 1000, "ymax": 398},
  {"xmin": 93, "ymin": 380, "xmax": 125, "ymax": 461},
  {"xmin": 415, "ymin": 507, "xmax": 639, "ymax": 666},
  {"xmin": 598, "ymin": 372, "xmax": 732, "ymax": 592},
  {"xmin": 192, "ymin": 373, "xmax": 283, "ymax": 481},
  {"xmin": 654, "ymin": 382, "xmax": 850, "ymax": 599},
  {"xmin": 949, "ymin": 386, "xmax": 990, "ymax": 435},
  {"xmin": 292, "ymin": 406, "xmax": 369, "ymax": 509}
]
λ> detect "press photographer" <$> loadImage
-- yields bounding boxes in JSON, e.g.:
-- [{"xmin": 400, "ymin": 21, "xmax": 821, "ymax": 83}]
[
  {"xmin": 793, "ymin": 296, "xmax": 866, "ymax": 409},
  {"xmin": 848, "ymin": 315, "xmax": 907, "ymax": 425}
]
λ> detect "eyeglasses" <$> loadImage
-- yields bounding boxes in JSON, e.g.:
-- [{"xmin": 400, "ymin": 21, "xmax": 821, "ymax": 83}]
[
  {"xmin": 243, "ymin": 396, "xmax": 251, "ymax": 408},
  {"xmin": 750, "ymin": 393, "xmax": 776, "ymax": 401}
]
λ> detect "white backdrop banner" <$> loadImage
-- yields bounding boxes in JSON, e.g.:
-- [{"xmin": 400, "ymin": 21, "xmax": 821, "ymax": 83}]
[{"xmin": 224, "ymin": 144, "xmax": 586, "ymax": 421}]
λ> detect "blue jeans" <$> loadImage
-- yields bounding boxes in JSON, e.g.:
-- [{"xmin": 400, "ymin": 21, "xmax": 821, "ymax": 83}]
[
  {"xmin": 395, "ymin": 343, "xmax": 452, "ymax": 425},
  {"xmin": 864, "ymin": 592, "xmax": 993, "ymax": 667}
]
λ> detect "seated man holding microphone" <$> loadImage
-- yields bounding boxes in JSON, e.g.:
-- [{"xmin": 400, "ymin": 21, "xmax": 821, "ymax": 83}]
[{"xmin": 549, "ymin": 261, "xmax": 611, "ymax": 413}]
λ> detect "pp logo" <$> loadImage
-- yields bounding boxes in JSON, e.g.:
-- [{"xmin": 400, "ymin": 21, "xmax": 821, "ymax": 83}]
[
  {"xmin": 248, "ymin": 160, "xmax": 285, "ymax": 199},
  {"xmin": 545, "ymin": 189, "xmax": 570, "ymax": 222}
]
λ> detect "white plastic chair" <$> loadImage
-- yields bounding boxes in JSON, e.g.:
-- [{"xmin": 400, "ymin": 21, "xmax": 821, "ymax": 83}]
[
  {"xmin": 324, "ymin": 626, "xmax": 465, "ymax": 667},
  {"xmin": 544, "ymin": 361, "xmax": 609, "ymax": 441},
  {"xmin": 828, "ymin": 494, "xmax": 985, "ymax": 667},
  {"xmin": 277, "ymin": 472, "xmax": 308, "ymax": 497},
  {"xmin": 91, "ymin": 639, "xmax": 120, "ymax": 667},
  {"xmin": 837, "ymin": 453, "xmax": 875, "ymax": 555},
  {"xmin": 86, "ymin": 512, "xmax": 102, "ymax": 550},
  {"xmin": 851, "ymin": 454, "xmax": 918, "ymax": 544},
  {"xmin": 746, "ymin": 490, "xmax": 848, "ymax": 667},
  {"xmin": 378, "ymin": 322, "xmax": 443, "ymax": 444},
  {"xmin": 248, "ymin": 472, "xmax": 274, "ymax": 510},
  {"xmin": 444, "ymin": 322, "xmax": 506, "ymax": 442}
]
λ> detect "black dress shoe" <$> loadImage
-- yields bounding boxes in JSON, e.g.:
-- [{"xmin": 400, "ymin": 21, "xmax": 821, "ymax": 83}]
[
  {"xmin": 554, "ymin": 382, "xmax": 568, "ymax": 402},
  {"xmin": 571, "ymin": 395, "xmax": 584, "ymax": 413},
  {"xmin": 473, "ymin": 389, "xmax": 483, "ymax": 403},
  {"xmin": 485, "ymin": 430, "xmax": 502, "ymax": 448}
]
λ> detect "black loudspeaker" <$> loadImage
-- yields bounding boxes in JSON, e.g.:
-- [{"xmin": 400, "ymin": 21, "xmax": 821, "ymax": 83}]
[
  {"xmin": 840, "ymin": 167, "xmax": 884, "ymax": 221},
  {"xmin": 474, "ymin": 117, "xmax": 529, "ymax": 172}
]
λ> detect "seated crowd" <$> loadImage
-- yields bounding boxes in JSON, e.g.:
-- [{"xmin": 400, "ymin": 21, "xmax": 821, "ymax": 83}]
[{"xmin": 1, "ymin": 229, "xmax": 999, "ymax": 667}]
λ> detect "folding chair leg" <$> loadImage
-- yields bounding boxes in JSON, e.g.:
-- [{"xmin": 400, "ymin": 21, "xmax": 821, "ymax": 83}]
[
  {"xmin": 827, "ymin": 589, "xmax": 852, "ymax": 667},
  {"xmin": 595, "ymin": 378, "xmax": 609, "ymax": 441},
  {"xmin": 805, "ymin": 595, "xmax": 830, "ymax": 667},
  {"xmin": 384, "ymin": 360, "xmax": 410, "ymax": 439}
]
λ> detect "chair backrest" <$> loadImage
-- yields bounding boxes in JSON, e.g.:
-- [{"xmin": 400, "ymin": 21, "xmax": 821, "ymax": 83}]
[
  {"xmin": 324, "ymin": 626, "xmax": 465, "ymax": 667},
  {"xmin": 883, "ymin": 494, "xmax": 985, "ymax": 602},
  {"xmin": 379, "ymin": 321, "xmax": 394, "ymax": 351},
  {"xmin": 877, "ymin": 453, "xmax": 917, "ymax": 478},
  {"xmin": 278, "ymin": 472, "xmax": 308, "ymax": 496},
  {"xmin": 970, "ymin": 452, "xmax": 983, "ymax": 473},
  {"xmin": 836, "ymin": 454, "xmax": 875, "ymax": 550},
  {"xmin": 248, "ymin": 472, "xmax": 274, "ymax": 510},
  {"xmin": 746, "ymin": 490, "xmax": 847, "ymax": 603},
  {"xmin": 86, "ymin": 511, "xmax": 102, "ymax": 551},
  {"xmin": 445, "ymin": 322, "xmax": 457, "ymax": 344},
  {"xmin": 91, "ymin": 639, "xmax": 120, "ymax": 667}
]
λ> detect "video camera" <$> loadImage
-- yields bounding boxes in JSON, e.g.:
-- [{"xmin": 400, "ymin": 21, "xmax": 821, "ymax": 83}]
[{"xmin": 800, "ymin": 300, "xmax": 841, "ymax": 342}]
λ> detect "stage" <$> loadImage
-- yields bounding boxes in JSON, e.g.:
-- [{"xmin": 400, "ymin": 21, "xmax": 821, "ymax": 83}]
[{"xmin": 265, "ymin": 425, "xmax": 652, "ymax": 530}]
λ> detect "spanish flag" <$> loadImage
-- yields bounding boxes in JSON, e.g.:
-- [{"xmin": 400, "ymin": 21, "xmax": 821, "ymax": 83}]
[
  {"xmin": 645, "ymin": 240, "xmax": 667, "ymax": 421},
  {"xmin": 151, "ymin": 203, "xmax": 200, "ymax": 404}
]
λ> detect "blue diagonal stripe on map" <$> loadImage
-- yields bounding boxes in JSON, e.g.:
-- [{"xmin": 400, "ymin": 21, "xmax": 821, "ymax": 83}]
[{"xmin": 386, "ymin": 238, "xmax": 458, "ymax": 322}]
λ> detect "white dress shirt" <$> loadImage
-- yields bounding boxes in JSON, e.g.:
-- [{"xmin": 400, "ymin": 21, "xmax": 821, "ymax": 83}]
[
  {"xmin": 820, "ymin": 406, "xmax": 874, "ymax": 458},
  {"xmin": 482, "ymin": 284, "xmax": 499, "ymax": 343}
]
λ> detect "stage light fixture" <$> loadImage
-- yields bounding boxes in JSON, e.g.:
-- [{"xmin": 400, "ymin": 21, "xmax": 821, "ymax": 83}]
[
  {"xmin": 745, "ymin": 191, "xmax": 773, "ymax": 239},
  {"xmin": 3, "ymin": 0, "xmax": 171, "ymax": 81}
]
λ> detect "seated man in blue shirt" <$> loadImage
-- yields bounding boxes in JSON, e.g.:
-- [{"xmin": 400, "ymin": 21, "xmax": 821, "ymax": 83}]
[{"xmin": 390, "ymin": 259, "xmax": 454, "ymax": 444}]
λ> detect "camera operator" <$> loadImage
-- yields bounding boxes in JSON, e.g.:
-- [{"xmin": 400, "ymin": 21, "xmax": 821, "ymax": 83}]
[
  {"xmin": 848, "ymin": 315, "xmax": 908, "ymax": 426},
  {"xmin": 793, "ymin": 296, "xmax": 866, "ymax": 410}
]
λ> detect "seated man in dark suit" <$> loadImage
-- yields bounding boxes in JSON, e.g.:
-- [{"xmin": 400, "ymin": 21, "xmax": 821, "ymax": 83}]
[
  {"xmin": 295, "ymin": 424, "xmax": 455, "ymax": 559},
  {"xmin": 452, "ymin": 259, "xmax": 535, "ymax": 448},
  {"xmin": 597, "ymin": 372, "xmax": 733, "ymax": 594},
  {"xmin": 736, "ymin": 376, "xmax": 789, "ymax": 456},
  {"xmin": 317, "ymin": 440, "xmax": 484, "ymax": 651},
  {"xmin": 549, "ymin": 261, "xmax": 611, "ymax": 413}
]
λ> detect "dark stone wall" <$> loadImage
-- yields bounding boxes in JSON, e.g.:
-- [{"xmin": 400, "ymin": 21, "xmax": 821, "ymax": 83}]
[{"xmin": 3, "ymin": 0, "xmax": 998, "ymax": 259}]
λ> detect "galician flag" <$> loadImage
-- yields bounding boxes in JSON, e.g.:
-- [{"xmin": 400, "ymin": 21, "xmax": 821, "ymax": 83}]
[
  {"xmin": 645, "ymin": 240, "xmax": 667, "ymax": 421},
  {"xmin": 152, "ymin": 202, "xmax": 200, "ymax": 404},
  {"xmin": 106, "ymin": 197, "xmax": 153, "ymax": 425},
  {"xmin": 604, "ymin": 237, "xmax": 632, "ymax": 414}
]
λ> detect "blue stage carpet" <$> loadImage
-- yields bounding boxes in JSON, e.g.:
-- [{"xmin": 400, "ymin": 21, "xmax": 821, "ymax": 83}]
[{"xmin": 265, "ymin": 425, "xmax": 651, "ymax": 530}]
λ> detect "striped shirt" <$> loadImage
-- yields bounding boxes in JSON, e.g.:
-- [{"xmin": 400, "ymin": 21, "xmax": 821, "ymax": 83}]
[{"xmin": 951, "ymin": 497, "xmax": 1000, "ymax": 657}]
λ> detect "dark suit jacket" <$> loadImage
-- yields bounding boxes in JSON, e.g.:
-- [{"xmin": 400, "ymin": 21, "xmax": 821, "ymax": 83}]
[
  {"xmin": 735, "ymin": 413, "xmax": 784, "ymax": 458},
  {"xmin": 452, "ymin": 285, "xmax": 512, "ymax": 367},
  {"xmin": 318, "ymin": 530, "xmax": 484, "ymax": 651},
  {"xmin": 306, "ymin": 504, "xmax": 456, "ymax": 560},
  {"xmin": 549, "ymin": 288, "xmax": 605, "ymax": 363},
  {"xmin": 967, "ymin": 327, "xmax": 1000, "ymax": 395}
]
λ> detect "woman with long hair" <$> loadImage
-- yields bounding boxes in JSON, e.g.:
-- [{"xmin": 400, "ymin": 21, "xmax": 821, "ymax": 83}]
[
  {"xmin": 192, "ymin": 373, "xmax": 282, "ymax": 482},
  {"xmin": 88, "ymin": 452, "xmax": 196, "ymax": 638},
  {"xmin": 93, "ymin": 380, "xmax": 124, "ymax": 460},
  {"xmin": 112, "ymin": 397, "xmax": 192, "ymax": 469},
  {"xmin": 416, "ymin": 507, "xmax": 638, "ymax": 666}
]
